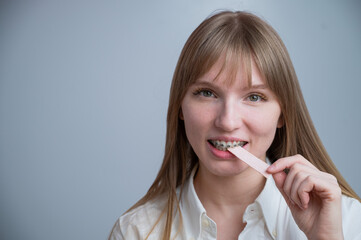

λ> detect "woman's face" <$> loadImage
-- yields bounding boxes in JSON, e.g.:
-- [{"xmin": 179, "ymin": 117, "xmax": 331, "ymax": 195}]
[{"xmin": 181, "ymin": 58, "xmax": 283, "ymax": 177}]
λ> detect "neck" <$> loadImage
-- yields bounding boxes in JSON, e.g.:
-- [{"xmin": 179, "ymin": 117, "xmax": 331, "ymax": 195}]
[{"xmin": 194, "ymin": 165, "xmax": 266, "ymax": 210}]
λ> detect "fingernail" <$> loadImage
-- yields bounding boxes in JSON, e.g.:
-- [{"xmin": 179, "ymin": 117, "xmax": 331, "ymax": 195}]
[{"xmin": 268, "ymin": 165, "xmax": 275, "ymax": 171}]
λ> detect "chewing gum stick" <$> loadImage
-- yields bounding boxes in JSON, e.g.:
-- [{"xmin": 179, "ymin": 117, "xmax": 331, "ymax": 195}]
[{"xmin": 228, "ymin": 147, "xmax": 271, "ymax": 178}]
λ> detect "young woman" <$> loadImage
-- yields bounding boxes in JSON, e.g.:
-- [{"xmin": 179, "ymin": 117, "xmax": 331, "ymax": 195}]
[{"xmin": 109, "ymin": 11, "xmax": 361, "ymax": 240}]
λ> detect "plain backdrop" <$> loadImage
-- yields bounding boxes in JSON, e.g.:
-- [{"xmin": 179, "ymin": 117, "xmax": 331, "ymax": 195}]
[{"xmin": 0, "ymin": 0, "xmax": 360, "ymax": 239}]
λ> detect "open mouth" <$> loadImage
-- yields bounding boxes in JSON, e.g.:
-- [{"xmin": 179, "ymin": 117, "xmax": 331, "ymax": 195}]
[{"xmin": 208, "ymin": 140, "xmax": 248, "ymax": 151}]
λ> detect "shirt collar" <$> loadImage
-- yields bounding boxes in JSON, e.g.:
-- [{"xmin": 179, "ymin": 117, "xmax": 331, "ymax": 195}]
[
  {"xmin": 180, "ymin": 166, "xmax": 205, "ymax": 239},
  {"xmin": 254, "ymin": 175, "xmax": 282, "ymax": 238},
  {"xmin": 180, "ymin": 165, "xmax": 282, "ymax": 239}
]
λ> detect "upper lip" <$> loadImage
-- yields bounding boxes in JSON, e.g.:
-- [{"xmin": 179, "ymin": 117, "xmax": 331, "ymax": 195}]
[{"xmin": 208, "ymin": 136, "xmax": 247, "ymax": 142}]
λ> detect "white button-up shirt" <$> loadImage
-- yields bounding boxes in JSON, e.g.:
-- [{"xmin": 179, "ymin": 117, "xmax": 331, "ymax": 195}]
[{"xmin": 110, "ymin": 168, "xmax": 361, "ymax": 239}]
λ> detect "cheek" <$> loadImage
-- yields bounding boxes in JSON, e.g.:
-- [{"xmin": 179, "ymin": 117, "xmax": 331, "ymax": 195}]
[
  {"xmin": 181, "ymin": 100, "xmax": 218, "ymax": 153},
  {"xmin": 182, "ymin": 103, "xmax": 203, "ymax": 143},
  {"xmin": 182, "ymin": 104, "xmax": 213, "ymax": 134},
  {"xmin": 246, "ymin": 106, "xmax": 281, "ymax": 136}
]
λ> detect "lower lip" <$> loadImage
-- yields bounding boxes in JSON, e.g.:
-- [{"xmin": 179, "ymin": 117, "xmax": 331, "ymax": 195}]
[{"xmin": 207, "ymin": 141, "xmax": 247, "ymax": 159}]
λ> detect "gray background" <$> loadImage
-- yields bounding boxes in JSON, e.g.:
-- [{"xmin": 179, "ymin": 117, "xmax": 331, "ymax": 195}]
[{"xmin": 1, "ymin": 0, "xmax": 360, "ymax": 239}]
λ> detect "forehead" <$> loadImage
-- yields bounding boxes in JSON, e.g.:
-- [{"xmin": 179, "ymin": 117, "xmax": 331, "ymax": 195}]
[{"xmin": 195, "ymin": 56, "xmax": 266, "ymax": 88}]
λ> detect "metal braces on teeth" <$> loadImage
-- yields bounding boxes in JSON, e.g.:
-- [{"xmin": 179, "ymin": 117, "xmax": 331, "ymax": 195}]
[{"xmin": 210, "ymin": 140, "xmax": 247, "ymax": 151}]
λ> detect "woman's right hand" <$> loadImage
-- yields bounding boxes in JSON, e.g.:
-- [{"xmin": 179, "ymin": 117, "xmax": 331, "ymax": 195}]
[{"xmin": 267, "ymin": 154, "xmax": 343, "ymax": 240}]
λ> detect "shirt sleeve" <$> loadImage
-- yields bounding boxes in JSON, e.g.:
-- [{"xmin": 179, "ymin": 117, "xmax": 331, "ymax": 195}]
[
  {"xmin": 342, "ymin": 196, "xmax": 361, "ymax": 240},
  {"xmin": 108, "ymin": 218, "xmax": 124, "ymax": 240},
  {"xmin": 108, "ymin": 213, "xmax": 152, "ymax": 240}
]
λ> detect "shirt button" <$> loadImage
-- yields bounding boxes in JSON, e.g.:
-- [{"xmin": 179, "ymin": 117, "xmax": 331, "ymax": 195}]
[
  {"xmin": 202, "ymin": 218, "xmax": 210, "ymax": 228},
  {"xmin": 272, "ymin": 229, "xmax": 277, "ymax": 238}
]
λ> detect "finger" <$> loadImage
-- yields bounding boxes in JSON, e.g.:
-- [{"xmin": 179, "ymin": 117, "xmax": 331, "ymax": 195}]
[
  {"xmin": 289, "ymin": 169, "xmax": 340, "ymax": 209},
  {"xmin": 290, "ymin": 171, "xmax": 310, "ymax": 210},
  {"xmin": 282, "ymin": 163, "xmax": 318, "ymax": 206},
  {"xmin": 298, "ymin": 175, "xmax": 342, "ymax": 204},
  {"xmin": 297, "ymin": 175, "xmax": 317, "ymax": 209},
  {"xmin": 272, "ymin": 170, "xmax": 287, "ymax": 190},
  {"xmin": 272, "ymin": 171, "xmax": 298, "ymax": 208},
  {"xmin": 321, "ymin": 172, "xmax": 339, "ymax": 186},
  {"xmin": 267, "ymin": 154, "xmax": 317, "ymax": 173}
]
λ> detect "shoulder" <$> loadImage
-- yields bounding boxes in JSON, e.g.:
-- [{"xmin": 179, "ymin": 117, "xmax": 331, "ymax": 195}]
[
  {"xmin": 341, "ymin": 195, "xmax": 361, "ymax": 239},
  {"xmin": 109, "ymin": 197, "xmax": 167, "ymax": 240},
  {"xmin": 119, "ymin": 197, "xmax": 166, "ymax": 228}
]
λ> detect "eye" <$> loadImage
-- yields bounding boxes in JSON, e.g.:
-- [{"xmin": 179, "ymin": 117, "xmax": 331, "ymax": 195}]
[
  {"xmin": 193, "ymin": 88, "xmax": 216, "ymax": 98},
  {"xmin": 247, "ymin": 94, "xmax": 265, "ymax": 102},
  {"xmin": 200, "ymin": 90, "xmax": 214, "ymax": 97}
]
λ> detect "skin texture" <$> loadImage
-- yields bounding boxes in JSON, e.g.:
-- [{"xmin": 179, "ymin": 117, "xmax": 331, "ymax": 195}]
[
  {"xmin": 267, "ymin": 156, "xmax": 343, "ymax": 240},
  {"xmin": 181, "ymin": 58, "xmax": 283, "ymax": 239},
  {"xmin": 181, "ymin": 58, "xmax": 282, "ymax": 178},
  {"xmin": 180, "ymin": 58, "xmax": 343, "ymax": 239}
]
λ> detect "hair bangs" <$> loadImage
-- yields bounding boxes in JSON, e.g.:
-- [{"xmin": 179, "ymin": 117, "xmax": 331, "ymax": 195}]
[{"xmin": 191, "ymin": 22, "xmax": 255, "ymax": 88}]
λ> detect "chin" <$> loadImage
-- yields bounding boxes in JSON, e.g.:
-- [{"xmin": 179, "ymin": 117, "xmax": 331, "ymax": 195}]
[{"xmin": 205, "ymin": 160, "xmax": 250, "ymax": 177}]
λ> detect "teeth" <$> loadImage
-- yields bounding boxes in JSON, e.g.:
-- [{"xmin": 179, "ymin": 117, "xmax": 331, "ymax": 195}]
[{"xmin": 210, "ymin": 140, "xmax": 247, "ymax": 151}]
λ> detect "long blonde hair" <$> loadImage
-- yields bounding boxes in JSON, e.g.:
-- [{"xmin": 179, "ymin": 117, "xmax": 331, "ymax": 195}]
[{"xmin": 124, "ymin": 11, "xmax": 360, "ymax": 239}]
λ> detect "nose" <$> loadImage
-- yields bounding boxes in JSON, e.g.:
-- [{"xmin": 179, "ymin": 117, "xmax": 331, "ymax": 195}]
[{"xmin": 214, "ymin": 99, "xmax": 243, "ymax": 132}]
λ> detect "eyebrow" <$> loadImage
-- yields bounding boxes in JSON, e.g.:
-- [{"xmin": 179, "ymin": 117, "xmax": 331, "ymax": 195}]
[
  {"xmin": 192, "ymin": 81, "xmax": 268, "ymax": 90},
  {"xmin": 248, "ymin": 84, "xmax": 268, "ymax": 90}
]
